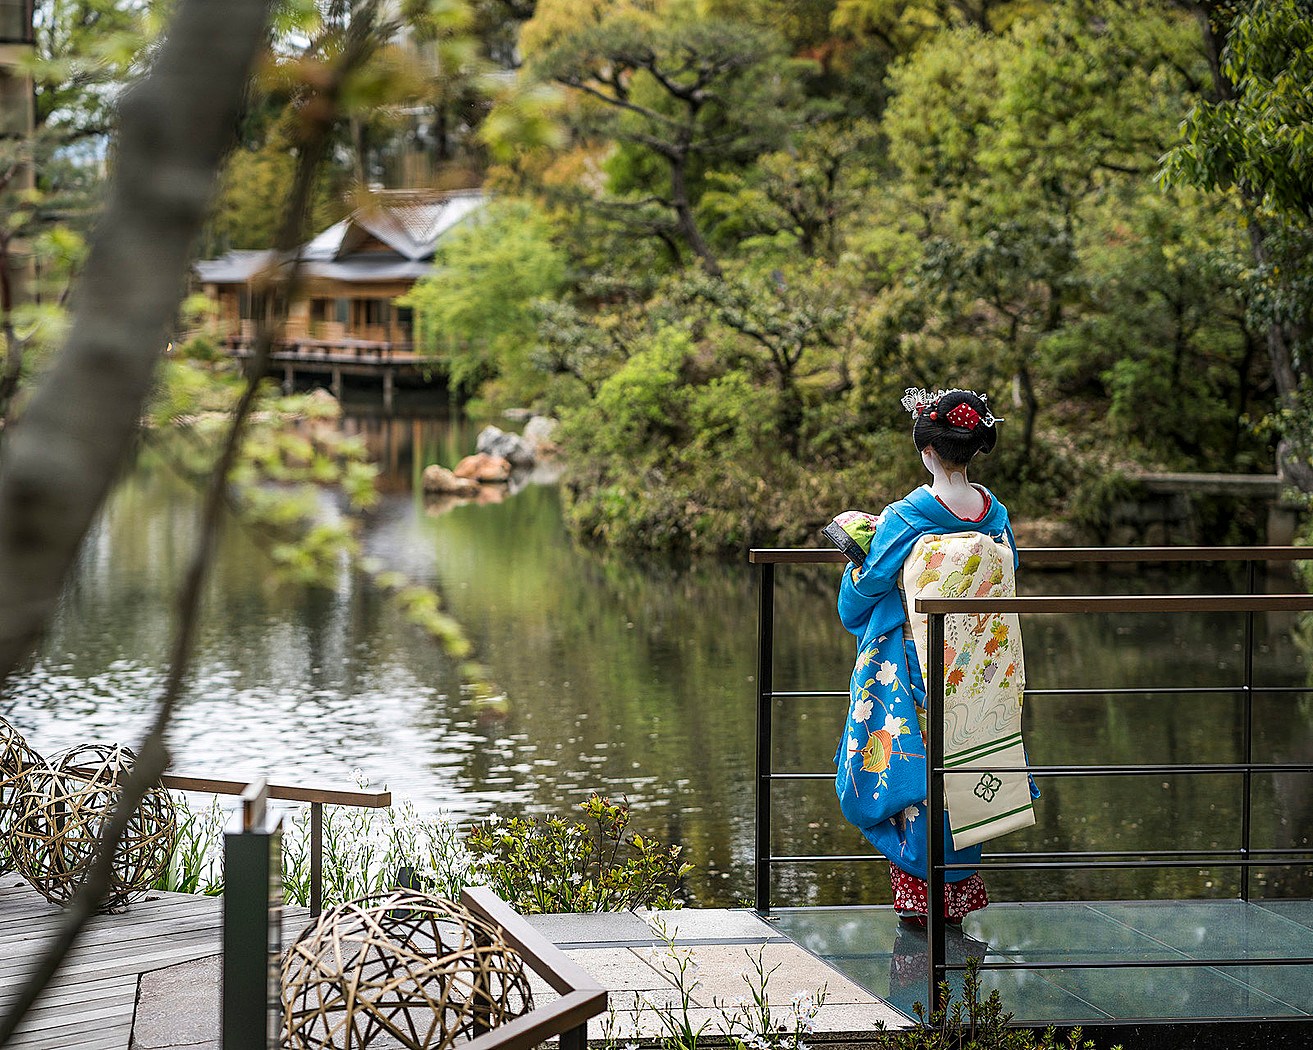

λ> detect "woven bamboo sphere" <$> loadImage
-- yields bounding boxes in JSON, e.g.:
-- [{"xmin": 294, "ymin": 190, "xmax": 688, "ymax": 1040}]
[
  {"xmin": 282, "ymin": 890, "xmax": 534, "ymax": 1050},
  {"xmin": 10, "ymin": 742, "xmax": 178, "ymax": 912},
  {"xmin": 0, "ymin": 717, "xmax": 44, "ymax": 876}
]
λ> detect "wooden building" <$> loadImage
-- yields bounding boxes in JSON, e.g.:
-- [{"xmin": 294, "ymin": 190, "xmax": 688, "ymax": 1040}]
[{"xmin": 196, "ymin": 188, "xmax": 487, "ymax": 355}]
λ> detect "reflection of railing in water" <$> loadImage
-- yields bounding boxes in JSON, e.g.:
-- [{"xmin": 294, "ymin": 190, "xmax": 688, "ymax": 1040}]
[{"xmin": 748, "ymin": 546, "xmax": 1313, "ymax": 1014}]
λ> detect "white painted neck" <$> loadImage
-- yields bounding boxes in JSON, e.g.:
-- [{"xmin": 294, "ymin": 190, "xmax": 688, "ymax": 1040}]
[{"xmin": 921, "ymin": 448, "xmax": 985, "ymax": 520}]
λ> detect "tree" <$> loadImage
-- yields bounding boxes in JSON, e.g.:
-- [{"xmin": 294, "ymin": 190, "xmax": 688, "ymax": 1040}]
[
  {"xmin": 519, "ymin": 12, "xmax": 815, "ymax": 275},
  {"xmin": 400, "ymin": 197, "xmax": 568, "ymax": 397},
  {"xmin": 0, "ymin": 0, "xmax": 281, "ymax": 1036},
  {"xmin": 880, "ymin": 2, "xmax": 1212, "ymax": 459},
  {"xmin": 0, "ymin": 1, "xmax": 483, "ymax": 1038},
  {"xmin": 1159, "ymin": 0, "xmax": 1313, "ymax": 490},
  {"xmin": 701, "ymin": 119, "xmax": 880, "ymax": 260},
  {"xmin": 1, "ymin": 0, "xmax": 159, "ymax": 423}
]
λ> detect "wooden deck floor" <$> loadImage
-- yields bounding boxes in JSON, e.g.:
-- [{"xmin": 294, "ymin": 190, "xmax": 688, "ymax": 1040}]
[{"xmin": 0, "ymin": 877, "xmax": 303, "ymax": 1050}]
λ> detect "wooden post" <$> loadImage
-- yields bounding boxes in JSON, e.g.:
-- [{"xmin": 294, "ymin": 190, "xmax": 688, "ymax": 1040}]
[
  {"xmin": 331, "ymin": 368, "xmax": 341, "ymax": 400},
  {"xmin": 383, "ymin": 368, "xmax": 394, "ymax": 413},
  {"xmin": 282, "ymin": 364, "xmax": 293, "ymax": 394}
]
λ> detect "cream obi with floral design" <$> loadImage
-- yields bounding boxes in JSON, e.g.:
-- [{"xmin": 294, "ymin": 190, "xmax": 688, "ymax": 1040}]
[{"xmin": 902, "ymin": 531, "xmax": 1035, "ymax": 849}]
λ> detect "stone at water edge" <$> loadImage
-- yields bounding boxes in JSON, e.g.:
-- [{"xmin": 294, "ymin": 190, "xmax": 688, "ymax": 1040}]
[
  {"xmin": 421, "ymin": 464, "xmax": 481, "ymax": 497},
  {"xmin": 476, "ymin": 425, "xmax": 535, "ymax": 468},
  {"xmin": 523, "ymin": 415, "xmax": 560, "ymax": 455},
  {"xmin": 454, "ymin": 453, "xmax": 512, "ymax": 483}
]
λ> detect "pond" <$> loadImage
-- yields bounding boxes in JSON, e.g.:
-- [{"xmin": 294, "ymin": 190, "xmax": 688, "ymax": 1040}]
[{"xmin": 4, "ymin": 407, "xmax": 1312, "ymax": 907}]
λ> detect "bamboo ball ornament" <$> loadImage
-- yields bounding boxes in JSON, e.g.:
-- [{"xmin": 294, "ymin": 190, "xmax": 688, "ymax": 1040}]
[
  {"xmin": 282, "ymin": 890, "xmax": 534, "ymax": 1050},
  {"xmin": 0, "ymin": 717, "xmax": 43, "ymax": 876},
  {"xmin": 11, "ymin": 743, "xmax": 178, "ymax": 912}
]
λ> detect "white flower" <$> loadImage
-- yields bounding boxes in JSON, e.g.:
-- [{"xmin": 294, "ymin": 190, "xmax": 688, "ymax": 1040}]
[
  {"xmin": 877, "ymin": 634, "xmax": 887, "ymax": 643},
  {"xmin": 903, "ymin": 804, "xmax": 920, "ymax": 824},
  {"xmin": 852, "ymin": 698, "xmax": 873, "ymax": 722},
  {"xmin": 846, "ymin": 734, "xmax": 860, "ymax": 757},
  {"xmin": 882, "ymin": 713, "xmax": 907, "ymax": 736},
  {"xmin": 876, "ymin": 660, "xmax": 898, "ymax": 686}
]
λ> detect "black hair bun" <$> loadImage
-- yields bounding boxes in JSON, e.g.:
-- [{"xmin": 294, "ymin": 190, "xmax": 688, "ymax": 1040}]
[{"xmin": 912, "ymin": 389, "xmax": 998, "ymax": 465}]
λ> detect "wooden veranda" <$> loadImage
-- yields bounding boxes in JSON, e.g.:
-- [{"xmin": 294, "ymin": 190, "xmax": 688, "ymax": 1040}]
[{"xmin": 0, "ymin": 879, "xmax": 307, "ymax": 1050}]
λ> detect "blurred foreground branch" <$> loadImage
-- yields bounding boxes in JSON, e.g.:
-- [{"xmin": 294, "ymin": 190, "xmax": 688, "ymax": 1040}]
[
  {"xmin": 0, "ymin": 0, "xmax": 274, "ymax": 686},
  {"xmin": 0, "ymin": 0, "xmax": 348, "ymax": 1041}
]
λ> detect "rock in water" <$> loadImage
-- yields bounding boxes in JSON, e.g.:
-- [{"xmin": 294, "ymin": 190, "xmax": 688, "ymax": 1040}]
[
  {"xmin": 523, "ymin": 415, "xmax": 559, "ymax": 455},
  {"xmin": 476, "ymin": 425, "xmax": 535, "ymax": 468},
  {"xmin": 421, "ymin": 464, "xmax": 481, "ymax": 497},
  {"xmin": 454, "ymin": 453, "xmax": 512, "ymax": 483}
]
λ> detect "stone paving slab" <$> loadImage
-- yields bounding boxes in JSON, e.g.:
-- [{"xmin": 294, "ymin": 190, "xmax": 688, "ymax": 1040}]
[{"xmin": 526, "ymin": 909, "xmax": 911, "ymax": 1043}]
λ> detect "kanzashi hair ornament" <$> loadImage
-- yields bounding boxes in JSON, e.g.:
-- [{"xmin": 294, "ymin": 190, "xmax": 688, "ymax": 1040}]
[
  {"xmin": 946, "ymin": 402, "xmax": 981, "ymax": 430},
  {"xmin": 901, "ymin": 387, "xmax": 1003, "ymax": 427},
  {"xmin": 901, "ymin": 387, "xmax": 948, "ymax": 417}
]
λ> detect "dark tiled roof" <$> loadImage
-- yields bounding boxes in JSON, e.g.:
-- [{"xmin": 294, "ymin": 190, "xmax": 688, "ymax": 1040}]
[{"xmin": 196, "ymin": 189, "xmax": 488, "ymax": 285}]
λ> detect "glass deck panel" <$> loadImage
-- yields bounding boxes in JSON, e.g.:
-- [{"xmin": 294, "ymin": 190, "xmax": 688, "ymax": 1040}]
[{"xmin": 771, "ymin": 900, "xmax": 1313, "ymax": 1023}]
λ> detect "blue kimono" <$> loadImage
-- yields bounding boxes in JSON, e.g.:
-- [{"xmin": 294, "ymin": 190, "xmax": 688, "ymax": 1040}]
[{"xmin": 834, "ymin": 485, "xmax": 1018, "ymax": 881}]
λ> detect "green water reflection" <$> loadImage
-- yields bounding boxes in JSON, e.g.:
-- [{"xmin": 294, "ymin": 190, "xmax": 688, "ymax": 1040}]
[{"xmin": 3, "ymin": 411, "xmax": 1311, "ymax": 907}]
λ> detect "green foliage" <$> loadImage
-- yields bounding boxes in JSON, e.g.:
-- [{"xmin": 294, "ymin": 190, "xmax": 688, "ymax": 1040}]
[
  {"xmin": 204, "ymin": 137, "xmax": 349, "ymax": 253},
  {"xmin": 401, "ymin": 199, "xmax": 568, "ymax": 397},
  {"xmin": 1159, "ymin": 0, "xmax": 1313, "ymax": 222},
  {"xmin": 156, "ymin": 787, "xmax": 475, "ymax": 907},
  {"xmin": 1159, "ymin": 0, "xmax": 1313, "ymax": 489},
  {"xmin": 466, "ymin": 793, "xmax": 692, "ymax": 913},
  {"xmin": 154, "ymin": 796, "xmax": 226, "ymax": 897},
  {"xmin": 891, "ymin": 960, "xmax": 1117, "ymax": 1050},
  {"xmin": 416, "ymin": 0, "xmax": 1298, "ymax": 552}
]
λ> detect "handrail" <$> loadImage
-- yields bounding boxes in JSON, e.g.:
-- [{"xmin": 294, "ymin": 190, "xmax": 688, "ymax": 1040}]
[
  {"xmin": 749, "ymin": 544, "xmax": 1312, "ymax": 564},
  {"xmin": 750, "ymin": 544, "xmax": 1313, "ymax": 1022},
  {"xmin": 460, "ymin": 886, "xmax": 608, "ymax": 1050},
  {"xmin": 916, "ymin": 594, "xmax": 1313, "ymax": 612},
  {"xmin": 160, "ymin": 773, "xmax": 390, "ymax": 808},
  {"xmin": 161, "ymin": 771, "xmax": 391, "ymax": 917}
]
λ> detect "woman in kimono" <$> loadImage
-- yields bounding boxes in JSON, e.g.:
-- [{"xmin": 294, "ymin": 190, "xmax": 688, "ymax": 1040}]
[{"xmin": 834, "ymin": 387, "xmax": 1021, "ymax": 924}]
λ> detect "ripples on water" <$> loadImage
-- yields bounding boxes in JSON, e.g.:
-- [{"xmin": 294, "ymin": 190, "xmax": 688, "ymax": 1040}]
[{"xmin": 4, "ymin": 409, "xmax": 1312, "ymax": 906}]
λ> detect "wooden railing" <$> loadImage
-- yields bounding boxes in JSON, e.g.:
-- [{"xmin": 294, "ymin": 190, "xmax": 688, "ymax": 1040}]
[{"xmin": 161, "ymin": 772, "xmax": 390, "ymax": 916}]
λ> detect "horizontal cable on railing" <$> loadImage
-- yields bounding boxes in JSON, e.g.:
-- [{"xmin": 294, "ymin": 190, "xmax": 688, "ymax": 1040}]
[
  {"xmin": 942, "ymin": 858, "xmax": 1313, "ymax": 870},
  {"xmin": 767, "ymin": 686, "xmax": 1313, "ymax": 699},
  {"xmin": 939, "ymin": 957, "xmax": 1313, "ymax": 972},
  {"xmin": 770, "ymin": 848, "xmax": 1313, "ymax": 864},
  {"xmin": 769, "ymin": 762, "xmax": 1313, "ymax": 779}
]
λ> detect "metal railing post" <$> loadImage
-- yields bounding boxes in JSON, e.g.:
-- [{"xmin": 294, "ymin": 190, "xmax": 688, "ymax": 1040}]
[
  {"xmin": 310, "ymin": 800, "xmax": 324, "ymax": 917},
  {"xmin": 755, "ymin": 561, "xmax": 776, "ymax": 915},
  {"xmin": 927, "ymin": 611, "xmax": 947, "ymax": 1016},
  {"xmin": 1240, "ymin": 559, "xmax": 1256, "ymax": 901},
  {"xmin": 222, "ymin": 779, "xmax": 283, "ymax": 1050}
]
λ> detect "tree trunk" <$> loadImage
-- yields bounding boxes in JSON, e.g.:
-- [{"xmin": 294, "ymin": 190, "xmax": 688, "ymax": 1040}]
[
  {"xmin": 0, "ymin": 0, "xmax": 277, "ymax": 685},
  {"xmin": 1190, "ymin": 3, "xmax": 1313, "ymax": 492},
  {"xmin": 0, "ymin": 233, "xmax": 22, "ymax": 424},
  {"xmin": 1016, "ymin": 362, "xmax": 1038, "ymax": 461},
  {"xmin": 668, "ymin": 149, "xmax": 721, "ymax": 277}
]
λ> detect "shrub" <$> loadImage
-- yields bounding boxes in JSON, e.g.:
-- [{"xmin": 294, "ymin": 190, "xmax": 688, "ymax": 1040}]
[{"xmin": 467, "ymin": 793, "xmax": 692, "ymax": 913}]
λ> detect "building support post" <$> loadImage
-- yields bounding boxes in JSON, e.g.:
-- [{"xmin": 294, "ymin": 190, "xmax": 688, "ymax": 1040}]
[{"xmin": 383, "ymin": 368, "xmax": 394, "ymax": 414}]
